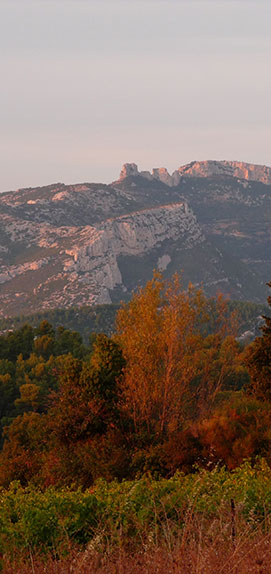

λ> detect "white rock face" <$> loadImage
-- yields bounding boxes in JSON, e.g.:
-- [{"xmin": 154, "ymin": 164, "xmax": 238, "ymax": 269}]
[{"xmin": 66, "ymin": 202, "xmax": 204, "ymax": 303}]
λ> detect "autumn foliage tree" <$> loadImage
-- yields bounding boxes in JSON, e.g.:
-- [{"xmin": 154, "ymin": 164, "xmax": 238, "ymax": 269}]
[
  {"xmin": 197, "ymin": 394, "xmax": 271, "ymax": 469},
  {"xmin": 0, "ymin": 412, "xmax": 46, "ymax": 486},
  {"xmin": 116, "ymin": 273, "xmax": 241, "ymax": 442}
]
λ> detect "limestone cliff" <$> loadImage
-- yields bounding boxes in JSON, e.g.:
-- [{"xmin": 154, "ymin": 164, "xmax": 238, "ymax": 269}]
[
  {"xmin": 0, "ymin": 201, "xmax": 204, "ymax": 315},
  {"xmin": 65, "ymin": 202, "xmax": 203, "ymax": 303}
]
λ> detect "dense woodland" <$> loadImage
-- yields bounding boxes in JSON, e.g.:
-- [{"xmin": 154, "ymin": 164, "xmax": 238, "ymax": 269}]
[{"xmin": 0, "ymin": 273, "xmax": 271, "ymax": 488}]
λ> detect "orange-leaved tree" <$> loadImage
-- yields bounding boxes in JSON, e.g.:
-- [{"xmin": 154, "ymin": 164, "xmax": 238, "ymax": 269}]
[
  {"xmin": 196, "ymin": 393, "xmax": 271, "ymax": 469},
  {"xmin": 115, "ymin": 272, "xmax": 241, "ymax": 439}
]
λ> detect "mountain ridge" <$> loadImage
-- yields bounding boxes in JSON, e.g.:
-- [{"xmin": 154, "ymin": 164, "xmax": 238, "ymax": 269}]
[
  {"xmin": 0, "ymin": 159, "xmax": 270, "ymax": 317},
  {"xmin": 115, "ymin": 159, "xmax": 271, "ymax": 187}
]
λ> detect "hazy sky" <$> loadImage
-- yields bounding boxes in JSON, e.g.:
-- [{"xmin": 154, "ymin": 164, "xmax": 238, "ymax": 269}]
[{"xmin": 0, "ymin": 0, "xmax": 271, "ymax": 191}]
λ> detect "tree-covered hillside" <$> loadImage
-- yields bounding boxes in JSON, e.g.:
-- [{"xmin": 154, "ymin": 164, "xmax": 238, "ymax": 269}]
[{"xmin": 0, "ymin": 304, "xmax": 120, "ymax": 342}]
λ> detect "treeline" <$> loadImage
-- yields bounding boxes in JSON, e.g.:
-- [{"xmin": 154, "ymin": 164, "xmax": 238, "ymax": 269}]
[
  {"xmin": 0, "ymin": 273, "xmax": 270, "ymax": 488},
  {"xmin": 0, "ymin": 303, "xmax": 120, "ymax": 342},
  {"xmin": 0, "ymin": 300, "xmax": 267, "ymax": 343}
]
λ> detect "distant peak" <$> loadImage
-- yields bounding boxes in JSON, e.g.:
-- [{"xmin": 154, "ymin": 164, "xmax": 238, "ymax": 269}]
[{"xmin": 115, "ymin": 160, "xmax": 271, "ymax": 187}]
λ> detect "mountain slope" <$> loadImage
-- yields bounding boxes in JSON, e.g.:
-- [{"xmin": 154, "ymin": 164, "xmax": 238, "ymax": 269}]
[{"xmin": 0, "ymin": 160, "xmax": 270, "ymax": 317}]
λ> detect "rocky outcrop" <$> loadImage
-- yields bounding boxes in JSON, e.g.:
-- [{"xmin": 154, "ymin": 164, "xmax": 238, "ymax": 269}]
[
  {"xmin": 175, "ymin": 160, "xmax": 271, "ymax": 184},
  {"xmin": 118, "ymin": 163, "xmax": 139, "ymax": 180},
  {"xmin": 152, "ymin": 168, "xmax": 173, "ymax": 186},
  {"xmin": 116, "ymin": 164, "xmax": 177, "ymax": 186},
  {"xmin": 118, "ymin": 165, "xmax": 174, "ymax": 186},
  {"xmin": 116, "ymin": 160, "xmax": 271, "ymax": 186}
]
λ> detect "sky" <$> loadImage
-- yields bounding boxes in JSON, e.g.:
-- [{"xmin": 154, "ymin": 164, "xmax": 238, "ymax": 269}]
[{"xmin": 0, "ymin": 0, "xmax": 271, "ymax": 191}]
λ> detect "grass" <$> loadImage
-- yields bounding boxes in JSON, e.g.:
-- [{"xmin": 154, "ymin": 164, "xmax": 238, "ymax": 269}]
[{"xmin": 3, "ymin": 520, "xmax": 271, "ymax": 573}]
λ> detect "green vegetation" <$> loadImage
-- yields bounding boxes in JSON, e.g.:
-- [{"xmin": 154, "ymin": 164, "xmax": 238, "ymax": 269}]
[
  {"xmin": 0, "ymin": 304, "xmax": 120, "ymax": 342},
  {"xmin": 1, "ymin": 461, "xmax": 271, "ymax": 566}
]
